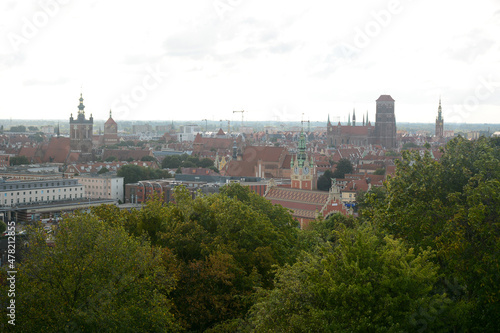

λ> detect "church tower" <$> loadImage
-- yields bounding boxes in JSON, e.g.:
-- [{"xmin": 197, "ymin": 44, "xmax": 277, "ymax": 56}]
[
  {"xmin": 103, "ymin": 109, "xmax": 118, "ymax": 146},
  {"xmin": 291, "ymin": 131, "xmax": 317, "ymax": 190},
  {"xmin": 435, "ymin": 98, "xmax": 444, "ymax": 139},
  {"xmin": 374, "ymin": 95, "xmax": 397, "ymax": 148},
  {"xmin": 70, "ymin": 94, "xmax": 94, "ymax": 154}
]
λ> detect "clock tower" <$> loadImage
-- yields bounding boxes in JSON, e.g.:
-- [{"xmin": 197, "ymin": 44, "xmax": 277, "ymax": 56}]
[{"xmin": 291, "ymin": 131, "xmax": 317, "ymax": 190}]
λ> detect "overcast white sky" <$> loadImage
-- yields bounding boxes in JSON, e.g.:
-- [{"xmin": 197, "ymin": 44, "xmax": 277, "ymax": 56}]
[{"xmin": 1, "ymin": 0, "xmax": 499, "ymax": 124}]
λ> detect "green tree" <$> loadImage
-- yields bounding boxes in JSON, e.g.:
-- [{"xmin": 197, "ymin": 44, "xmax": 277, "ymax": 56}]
[
  {"xmin": 105, "ymin": 156, "xmax": 118, "ymax": 162},
  {"xmin": 9, "ymin": 125, "xmax": 26, "ymax": 132},
  {"xmin": 27, "ymin": 126, "xmax": 39, "ymax": 132},
  {"xmin": 199, "ymin": 157, "xmax": 214, "ymax": 168},
  {"xmin": 162, "ymin": 155, "xmax": 182, "ymax": 169},
  {"xmin": 402, "ymin": 141, "xmax": 419, "ymax": 149},
  {"xmin": 0, "ymin": 213, "xmax": 179, "ymax": 332},
  {"xmin": 332, "ymin": 158, "xmax": 353, "ymax": 179},
  {"xmin": 364, "ymin": 136, "xmax": 500, "ymax": 331},
  {"xmin": 249, "ymin": 221, "xmax": 450, "ymax": 332},
  {"xmin": 141, "ymin": 155, "xmax": 156, "ymax": 162},
  {"xmin": 92, "ymin": 184, "xmax": 300, "ymax": 332},
  {"xmin": 181, "ymin": 161, "xmax": 196, "ymax": 168},
  {"xmin": 10, "ymin": 156, "xmax": 30, "ymax": 166},
  {"xmin": 373, "ymin": 167, "xmax": 385, "ymax": 175},
  {"xmin": 97, "ymin": 167, "xmax": 109, "ymax": 174},
  {"xmin": 317, "ymin": 169, "xmax": 333, "ymax": 191},
  {"xmin": 0, "ymin": 220, "xmax": 6, "ymax": 234}
]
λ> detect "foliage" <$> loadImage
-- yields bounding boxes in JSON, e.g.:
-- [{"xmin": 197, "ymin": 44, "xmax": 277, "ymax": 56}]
[
  {"xmin": 317, "ymin": 169, "xmax": 333, "ymax": 191},
  {"xmin": 9, "ymin": 155, "xmax": 30, "ymax": 166},
  {"xmin": 117, "ymin": 164, "xmax": 171, "ymax": 185},
  {"xmin": 363, "ymin": 136, "xmax": 500, "ymax": 331},
  {"xmin": 30, "ymin": 132, "xmax": 44, "ymax": 142},
  {"xmin": 161, "ymin": 154, "xmax": 214, "ymax": 170},
  {"xmin": 0, "ymin": 220, "xmax": 6, "ymax": 234},
  {"xmin": 9, "ymin": 125, "xmax": 26, "ymax": 132},
  {"xmin": 0, "ymin": 213, "xmax": 179, "ymax": 332},
  {"xmin": 402, "ymin": 141, "xmax": 419, "ymax": 149},
  {"xmin": 97, "ymin": 166, "xmax": 109, "ymax": 174},
  {"xmin": 248, "ymin": 221, "xmax": 450, "ymax": 332},
  {"xmin": 374, "ymin": 167, "xmax": 385, "ymax": 175},
  {"xmin": 332, "ymin": 158, "xmax": 353, "ymax": 179},
  {"xmin": 105, "ymin": 155, "xmax": 118, "ymax": 162},
  {"xmin": 140, "ymin": 155, "xmax": 156, "ymax": 162},
  {"xmin": 92, "ymin": 184, "xmax": 300, "ymax": 331},
  {"xmin": 27, "ymin": 126, "xmax": 39, "ymax": 132}
]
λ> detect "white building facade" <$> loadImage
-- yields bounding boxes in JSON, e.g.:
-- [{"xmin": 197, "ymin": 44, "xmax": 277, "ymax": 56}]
[
  {"xmin": 0, "ymin": 179, "xmax": 85, "ymax": 207},
  {"xmin": 76, "ymin": 174, "xmax": 124, "ymax": 202}
]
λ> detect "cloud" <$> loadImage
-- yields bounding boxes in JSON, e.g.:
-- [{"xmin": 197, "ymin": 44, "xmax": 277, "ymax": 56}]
[
  {"xmin": 444, "ymin": 30, "xmax": 496, "ymax": 64},
  {"xmin": 23, "ymin": 77, "xmax": 70, "ymax": 86}
]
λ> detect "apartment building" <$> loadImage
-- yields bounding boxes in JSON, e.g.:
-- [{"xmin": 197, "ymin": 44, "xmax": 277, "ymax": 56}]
[
  {"xmin": 0, "ymin": 179, "xmax": 84, "ymax": 207},
  {"xmin": 76, "ymin": 174, "xmax": 124, "ymax": 202}
]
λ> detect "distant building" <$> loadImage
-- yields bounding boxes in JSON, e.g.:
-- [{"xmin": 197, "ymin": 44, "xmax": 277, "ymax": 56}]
[
  {"xmin": 132, "ymin": 124, "xmax": 153, "ymax": 134},
  {"xmin": 435, "ymin": 98, "xmax": 444, "ymax": 139},
  {"xmin": 103, "ymin": 110, "xmax": 119, "ymax": 146},
  {"xmin": 327, "ymin": 95, "xmax": 397, "ymax": 149},
  {"xmin": 76, "ymin": 174, "xmax": 123, "ymax": 202},
  {"xmin": 70, "ymin": 94, "xmax": 93, "ymax": 155},
  {"xmin": 264, "ymin": 130, "xmax": 348, "ymax": 228},
  {"xmin": 374, "ymin": 95, "xmax": 397, "ymax": 148},
  {"xmin": 0, "ymin": 179, "xmax": 84, "ymax": 208}
]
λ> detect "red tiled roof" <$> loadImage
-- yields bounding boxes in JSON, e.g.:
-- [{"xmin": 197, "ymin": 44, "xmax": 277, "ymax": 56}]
[
  {"xmin": 216, "ymin": 128, "xmax": 225, "ymax": 135},
  {"xmin": 105, "ymin": 116, "xmax": 117, "ymax": 126},
  {"xmin": 102, "ymin": 149, "xmax": 153, "ymax": 161},
  {"xmin": 42, "ymin": 137, "xmax": 70, "ymax": 163}
]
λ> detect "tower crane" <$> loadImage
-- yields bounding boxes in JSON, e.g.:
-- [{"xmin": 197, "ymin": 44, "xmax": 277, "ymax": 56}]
[{"xmin": 233, "ymin": 110, "xmax": 246, "ymax": 127}]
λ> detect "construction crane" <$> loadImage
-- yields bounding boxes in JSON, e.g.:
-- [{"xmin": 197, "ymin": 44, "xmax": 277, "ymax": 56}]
[
  {"xmin": 202, "ymin": 119, "xmax": 208, "ymax": 132},
  {"xmin": 233, "ymin": 110, "xmax": 246, "ymax": 126}
]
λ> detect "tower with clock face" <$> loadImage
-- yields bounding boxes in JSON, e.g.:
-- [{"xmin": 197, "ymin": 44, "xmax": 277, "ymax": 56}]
[{"xmin": 291, "ymin": 131, "xmax": 317, "ymax": 190}]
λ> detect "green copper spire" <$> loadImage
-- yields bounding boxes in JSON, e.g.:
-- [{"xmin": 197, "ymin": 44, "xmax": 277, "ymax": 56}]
[
  {"xmin": 297, "ymin": 130, "xmax": 307, "ymax": 168},
  {"xmin": 78, "ymin": 93, "xmax": 85, "ymax": 114}
]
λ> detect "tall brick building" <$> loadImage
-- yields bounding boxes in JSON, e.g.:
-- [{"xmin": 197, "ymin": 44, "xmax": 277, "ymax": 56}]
[
  {"xmin": 374, "ymin": 95, "xmax": 397, "ymax": 149},
  {"xmin": 327, "ymin": 95, "xmax": 397, "ymax": 149}
]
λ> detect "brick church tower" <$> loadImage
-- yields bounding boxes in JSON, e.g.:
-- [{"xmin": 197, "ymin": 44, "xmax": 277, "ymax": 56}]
[
  {"xmin": 103, "ymin": 110, "xmax": 118, "ymax": 146},
  {"xmin": 375, "ymin": 95, "xmax": 397, "ymax": 148},
  {"xmin": 70, "ymin": 94, "xmax": 93, "ymax": 154}
]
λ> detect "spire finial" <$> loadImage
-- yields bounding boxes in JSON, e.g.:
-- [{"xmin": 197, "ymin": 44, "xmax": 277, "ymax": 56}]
[{"xmin": 109, "ymin": 109, "xmax": 112, "ymax": 118}]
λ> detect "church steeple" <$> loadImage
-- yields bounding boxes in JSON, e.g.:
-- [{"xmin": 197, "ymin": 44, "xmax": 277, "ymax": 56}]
[
  {"xmin": 435, "ymin": 97, "xmax": 444, "ymax": 139},
  {"xmin": 297, "ymin": 130, "xmax": 307, "ymax": 168},
  {"xmin": 327, "ymin": 114, "xmax": 331, "ymax": 126},
  {"xmin": 347, "ymin": 112, "xmax": 351, "ymax": 126},
  {"xmin": 362, "ymin": 114, "xmax": 365, "ymax": 126},
  {"xmin": 437, "ymin": 97, "xmax": 442, "ymax": 121},
  {"xmin": 78, "ymin": 93, "xmax": 85, "ymax": 114},
  {"xmin": 352, "ymin": 109, "xmax": 356, "ymax": 126}
]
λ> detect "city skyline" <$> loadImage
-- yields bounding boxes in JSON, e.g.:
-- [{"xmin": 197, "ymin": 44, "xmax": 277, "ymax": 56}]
[{"xmin": 1, "ymin": 0, "xmax": 499, "ymax": 123}]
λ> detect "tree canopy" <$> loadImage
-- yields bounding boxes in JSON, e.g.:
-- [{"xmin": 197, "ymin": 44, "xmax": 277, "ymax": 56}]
[
  {"xmin": 362, "ymin": 136, "xmax": 500, "ymax": 331},
  {"xmin": 1, "ymin": 214, "xmax": 179, "ymax": 332}
]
